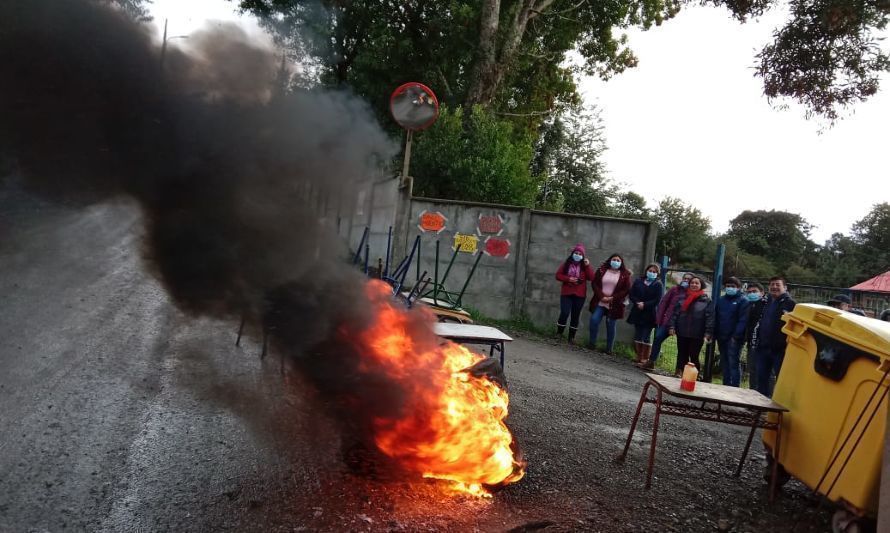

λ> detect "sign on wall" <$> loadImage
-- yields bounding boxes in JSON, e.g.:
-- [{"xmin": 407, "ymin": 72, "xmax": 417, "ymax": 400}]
[
  {"xmin": 453, "ymin": 233, "xmax": 479, "ymax": 254},
  {"xmin": 477, "ymin": 213, "xmax": 504, "ymax": 236},
  {"xmin": 418, "ymin": 210, "xmax": 447, "ymax": 233},
  {"xmin": 483, "ymin": 237, "xmax": 511, "ymax": 258}
]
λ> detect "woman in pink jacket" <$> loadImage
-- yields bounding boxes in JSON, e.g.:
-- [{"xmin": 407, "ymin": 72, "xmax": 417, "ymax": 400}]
[{"xmin": 555, "ymin": 244, "xmax": 594, "ymax": 344}]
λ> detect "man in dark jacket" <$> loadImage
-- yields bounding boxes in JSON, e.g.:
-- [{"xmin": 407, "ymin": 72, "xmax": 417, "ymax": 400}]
[
  {"xmin": 750, "ymin": 276, "xmax": 796, "ymax": 397},
  {"xmin": 714, "ymin": 276, "xmax": 749, "ymax": 387}
]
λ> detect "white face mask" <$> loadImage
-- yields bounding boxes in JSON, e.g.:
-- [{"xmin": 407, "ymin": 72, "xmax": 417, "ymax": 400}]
[{"xmin": 572, "ymin": 253, "xmax": 583, "ymax": 262}]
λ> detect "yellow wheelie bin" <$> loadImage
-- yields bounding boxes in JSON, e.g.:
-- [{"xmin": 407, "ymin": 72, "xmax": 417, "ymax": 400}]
[{"xmin": 763, "ymin": 304, "xmax": 890, "ymax": 516}]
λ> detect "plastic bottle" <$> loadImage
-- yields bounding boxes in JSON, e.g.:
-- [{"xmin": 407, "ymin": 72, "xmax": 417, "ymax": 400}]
[{"xmin": 680, "ymin": 362, "xmax": 699, "ymax": 391}]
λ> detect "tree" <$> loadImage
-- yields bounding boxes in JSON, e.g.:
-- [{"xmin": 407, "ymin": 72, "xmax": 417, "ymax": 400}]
[
  {"xmin": 244, "ymin": 0, "xmax": 890, "ymax": 125},
  {"xmin": 410, "ymin": 105, "xmax": 537, "ymax": 206},
  {"xmin": 531, "ymin": 104, "xmax": 612, "ymax": 214},
  {"xmin": 610, "ymin": 191, "xmax": 651, "ymax": 220},
  {"xmin": 113, "ymin": 0, "xmax": 152, "ymax": 21},
  {"xmin": 239, "ymin": 0, "xmax": 674, "ymax": 122},
  {"xmin": 851, "ymin": 202, "xmax": 890, "ymax": 276},
  {"xmin": 716, "ymin": 0, "xmax": 890, "ymax": 121},
  {"xmin": 654, "ymin": 197, "xmax": 713, "ymax": 265},
  {"xmin": 727, "ymin": 210, "xmax": 813, "ymax": 270}
]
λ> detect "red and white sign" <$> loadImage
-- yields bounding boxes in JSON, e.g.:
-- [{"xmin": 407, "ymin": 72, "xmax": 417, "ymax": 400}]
[
  {"xmin": 483, "ymin": 237, "xmax": 511, "ymax": 258},
  {"xmin": 477, "ymin": 213, "xmax": 504, "ymax": 235},
  {"xmin": 418, "ymin": 210, "xmax": 447, "ymax": 233}
]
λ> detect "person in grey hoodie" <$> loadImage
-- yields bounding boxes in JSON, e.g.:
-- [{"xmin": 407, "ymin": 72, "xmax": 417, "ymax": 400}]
[{"xmin": 669, "ymin": 275, "xmax": 715, "ymax": 376}]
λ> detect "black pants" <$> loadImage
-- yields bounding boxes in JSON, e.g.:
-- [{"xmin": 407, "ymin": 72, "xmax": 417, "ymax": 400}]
[
  {"xmin": 558, "ymin": 295, "xmax": 585, "ymax": 330},
  {"xmin": 675, "ymin": 336, "xmax": 705, "ymax": 374}
]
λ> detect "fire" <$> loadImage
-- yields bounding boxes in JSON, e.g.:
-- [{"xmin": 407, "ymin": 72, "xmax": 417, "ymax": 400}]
[{"xmin": 347, "ymin": 281, "xmax": 525, "ymax": 496}]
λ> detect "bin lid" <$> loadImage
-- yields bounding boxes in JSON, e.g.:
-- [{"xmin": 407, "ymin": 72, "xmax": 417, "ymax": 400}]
[{"xmin": 784, "ymin": 304, "xmax": 890, "ymax": 359}]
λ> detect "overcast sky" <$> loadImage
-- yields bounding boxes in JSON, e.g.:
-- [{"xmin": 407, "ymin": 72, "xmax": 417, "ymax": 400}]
[{"xmin": 149, "ymin": 1, "xmax": 888, "ymax": 244}]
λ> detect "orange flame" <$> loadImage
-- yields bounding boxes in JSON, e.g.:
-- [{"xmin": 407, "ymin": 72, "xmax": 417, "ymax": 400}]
[{"xmin": 346, "ymin": 280, "xmax": 525, "ymax": 496}]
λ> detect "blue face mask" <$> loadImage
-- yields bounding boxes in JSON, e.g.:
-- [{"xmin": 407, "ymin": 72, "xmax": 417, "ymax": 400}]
[
  {"xmin": 680, "ymin": 281, "xmax": 689, "ymax": 288},
  {"xmin": 571, "ymin": 253, "xmax": 583, "ymax": 262},
  {"xmin": 610, "ymin": 260, "xmax": 622, "ymax": 269},
  {"xmin": 725, "ymin": 287, "xmax": 739, "ymax": 296},
  {"xmin": 746, "ymin": 292, "xmax": 762, "ymax": 302},
  {"xmin": 646, "ymin": 271, "xmax": 657, "ymax": 281}
]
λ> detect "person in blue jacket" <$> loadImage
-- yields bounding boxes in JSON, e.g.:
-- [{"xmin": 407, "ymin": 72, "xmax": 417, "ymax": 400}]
[{"xmin": 714, "ymin": 276, "xmax": 749, "ymax": 387}]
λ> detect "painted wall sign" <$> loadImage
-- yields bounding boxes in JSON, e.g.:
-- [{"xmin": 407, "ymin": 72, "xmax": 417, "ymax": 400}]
[
  {"xmin": 477, "ymin": 213, "xmax": 504, "ymax": 235},
  {"xmin": 484, "ymin": 237, "xmax": 511, "ymax": 258},
  {"xmin": 418, "ymin": 210, "xmax": 447, "ymax": 233},
  {"xmin": 453, "ymin": 233, "xmax": 479, "ymax": 254}
]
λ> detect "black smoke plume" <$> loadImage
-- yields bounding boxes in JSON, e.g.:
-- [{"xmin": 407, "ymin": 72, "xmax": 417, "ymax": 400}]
[
  {"xmin": 0, "ymin": 0, "xmax": 392, "ymax": 324},
  {"xmin": 0, "ymin": 1, "xmax": 519, "ymax": 482}
]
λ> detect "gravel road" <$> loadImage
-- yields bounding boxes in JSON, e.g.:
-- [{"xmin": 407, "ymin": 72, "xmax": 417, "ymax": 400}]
[{"xmin": 0, "ymin": 195, "xmax": 833, "ymax": 532}]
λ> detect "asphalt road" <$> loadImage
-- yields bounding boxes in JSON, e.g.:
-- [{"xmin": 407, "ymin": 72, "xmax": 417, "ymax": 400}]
[{"xmin": 0, "ymin": 193, "xmax": 833, "ymax": 532}]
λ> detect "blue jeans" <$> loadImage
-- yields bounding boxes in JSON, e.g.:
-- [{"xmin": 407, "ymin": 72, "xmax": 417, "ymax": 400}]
[
  {"xmin": 753, "ymin": 345, "xmax": 786, "ymax": 397},
  {"xmin": 649, "ymin": 325, "xmax": 671, "ymax": 363},
  {"xmin": 633, "ymin": 325, "xmax": 654, "ymax": 343},
  {"xmin": 717, "ymin": 337, "xmax": 742, "ymax": 387},
  {"xmin": 588, "ymin": 305, "xmax": 616, "ymax": 352}
]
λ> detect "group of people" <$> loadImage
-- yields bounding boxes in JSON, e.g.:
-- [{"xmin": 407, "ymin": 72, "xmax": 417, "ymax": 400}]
[{"xmin": 555, "ymin": 245, "xmax": 801, "ymax": 397}]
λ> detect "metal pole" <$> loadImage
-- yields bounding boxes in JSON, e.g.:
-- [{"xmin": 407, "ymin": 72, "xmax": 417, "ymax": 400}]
[
  {"xmin": 454, "ymin": 250, "xmax": 483, "ymax": 308},
  {"xmin": 703, "ymin": 243, "xmax": 725, "ymax": 382},
  {"xmin": 383, "ymin": 226, "xmax": 392, "ymax": 278},
  {"xmin": 416, "ymin": 239, "xmax": 421, "ymax": 281},
  {"xmin": 401, "ymin": 130, "xmax": 413, "ymax": 185},
  {"xmin": 660, "ymin": 255, "xmax": 670, "ymax": 286},
  {"xmin": 159, "ymin": 19, "xmax": 168, "ymax": 72},
  {"xmin": 433, "ymin": 240, "xmax": 440, "ymax": 302}
]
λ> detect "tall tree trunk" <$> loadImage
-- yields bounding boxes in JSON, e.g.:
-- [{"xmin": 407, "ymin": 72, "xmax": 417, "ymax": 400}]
[
  {"xmin": 465, "ymin": 0, "xmax": 555, "ymax": 107},
  {"xmin": 466, "ymin": 0, "xmax": 501, "ymax": 106}
]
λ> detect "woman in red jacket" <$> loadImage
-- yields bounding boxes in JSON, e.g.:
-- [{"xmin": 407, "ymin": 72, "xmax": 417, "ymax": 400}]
[
  {"xmin": 588, "ymin": 253, "xmax": 632, "ymax": 354},
  {"xmin": 555, "ymin": 244, "xmax": 594, "ymax": 344}
]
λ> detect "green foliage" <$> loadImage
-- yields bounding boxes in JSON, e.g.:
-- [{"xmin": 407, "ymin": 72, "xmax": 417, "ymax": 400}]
[
  {"xmin": 410, "ymin": 105, "xmax": 537, "ymax": 206},
  {"xmin": 611, "ymin": 191, "xmax": 652, "ymax": 220},
  {"xmin": 721, "ymin": 238, "xmax": 779, "ymax": 279},
  {"xmin": 712, "ymin": 0, "xmax": 890, "ymax": 121},
  {"xmin": 728, "ymin": 210, "xmax": 813, "ymax": 270},
  {"xmin": 851, "ymin": 202, "xmax": 890, "ymax": 276},
  {"xmin": 531, "ymin": 104, "xmax": 612, "ymax": 215},
  {"xmin": 655, "ymin": 197, "xmax": 713, "ymax": 265}
]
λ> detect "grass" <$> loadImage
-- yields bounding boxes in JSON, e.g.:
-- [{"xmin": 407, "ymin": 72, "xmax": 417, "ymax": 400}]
[
  {"xmin": 465, "ymin": 308, "xmax": 640, "ymax": 363},
  {"xmin": 465, "ymin": 307, "xmax": 752, "ymax": 387}
]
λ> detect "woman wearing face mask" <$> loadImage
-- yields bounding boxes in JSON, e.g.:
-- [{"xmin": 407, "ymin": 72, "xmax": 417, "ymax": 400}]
[
  {"xmin": 627, "ymin": 263, "xmax": 664, "ymax": 366},
  {"xmin": 669, "ymin": 275, "xmax": 714, "ymax": 376},
  {"xmin": 645, "ymin": 272, "xmax": 693, "ymax": 370},
  {"xmin": 588, "ymin": 253, "xmax": 632, "ymax": 354},
  {"xmin": 555, "ymin": 244, "xmax": 594, "ymax": 344}
]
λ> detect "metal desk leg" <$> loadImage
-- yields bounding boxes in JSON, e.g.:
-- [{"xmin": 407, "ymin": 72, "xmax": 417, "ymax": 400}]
[
  {"xmin": 646, "ymin": 388, "xmax": 664, "ymax": 490},
  {"xmin": 769, "ymin": 412, "xmax": 784, "ymax": 503},
  {"xmin": 236, "ymin": 315, "xmax": 245, "ymax": 346},
  {"xmin": 499, "ymin": 341, "xmax": 505, "ymax": 368},
  {"xmin": 261, "ymin": 326, "xmax": 269, "ymax": 359},
  {"xmin": 618, "ymin": 382, "xmax": 652, "ymax": 462},
  {"xmin": 735, "ymin": 410, "xmax": 762, "ymax": 477}
]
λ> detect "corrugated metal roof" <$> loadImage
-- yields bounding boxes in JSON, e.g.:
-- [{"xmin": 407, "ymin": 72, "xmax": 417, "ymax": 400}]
[{"xmin": 850, "ymin": 271, "xmax": 890, "ymax": 293}]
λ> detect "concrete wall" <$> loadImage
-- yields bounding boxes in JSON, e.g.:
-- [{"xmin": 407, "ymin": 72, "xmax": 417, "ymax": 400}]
[
  {"xmin": 408, "ymin": 198, "xmax": 524, "ymax": 319},
  {"xmin": 396, "ymin": 194, "xmax": 658, "ymax": 342},
  {"xmin": 523, "ymin": 211, "xmax": 657, "ymax": 339},
  {"xmin": 332, "ymin": 176, "xmax": 399, "ymax": 266}
]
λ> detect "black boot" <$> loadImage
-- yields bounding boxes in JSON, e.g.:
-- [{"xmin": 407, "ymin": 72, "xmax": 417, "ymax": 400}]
[
  {"xmin": 567, "ymin": 327, "xmax": 578, "ymax": 344},
  {"xmin": 556, "ymin": 324, "xmax": 566, "ymax": 336}
]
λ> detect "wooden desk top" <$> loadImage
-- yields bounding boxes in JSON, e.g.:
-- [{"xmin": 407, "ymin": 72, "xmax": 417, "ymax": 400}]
[
  {"xmin": 432, "ymin": 323, "xmax": 513, "ymax": 342},
  {"xmin": 646, "ymin": 374, "xmax": 788, "ymax": 412}
]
